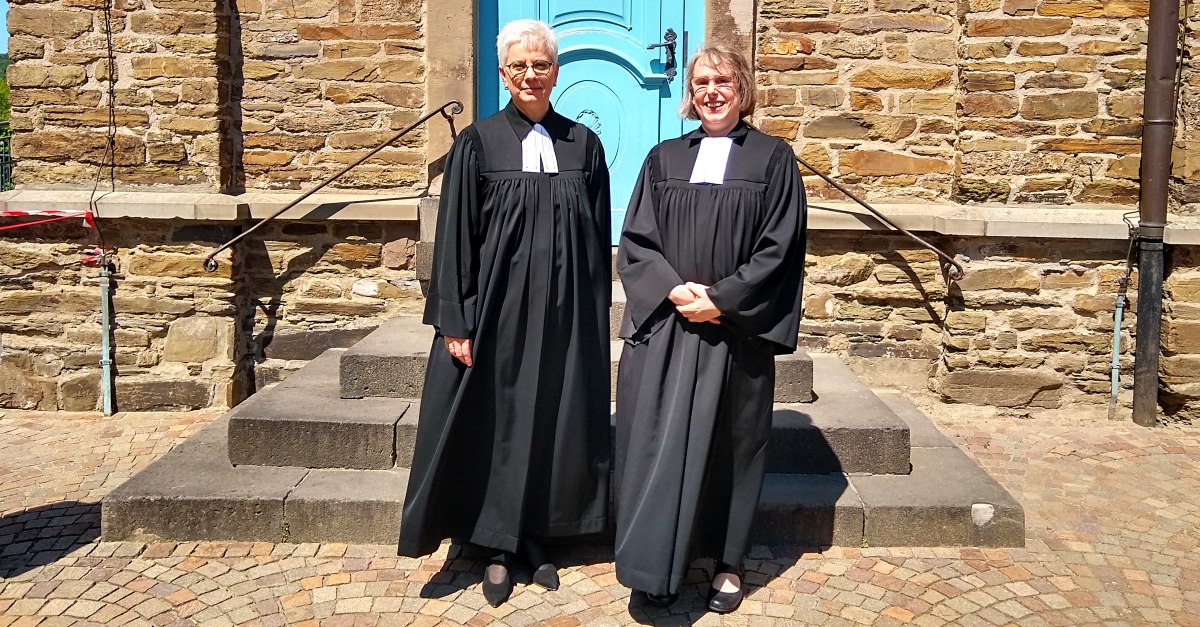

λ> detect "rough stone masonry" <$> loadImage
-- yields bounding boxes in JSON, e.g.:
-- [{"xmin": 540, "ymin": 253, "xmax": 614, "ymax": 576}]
[{"xmin": 1, "ymin": 0, "xmax": 1199, "ymax": 420}]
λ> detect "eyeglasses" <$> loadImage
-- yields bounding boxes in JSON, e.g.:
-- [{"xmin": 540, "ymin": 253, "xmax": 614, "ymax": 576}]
[
  {"xmin": 691, "ymin": 76, "xmax": 736, "ymax": 94},
  {"xmin": 505, "ymin": 60, "xmax": 556, "ymax": 76}
]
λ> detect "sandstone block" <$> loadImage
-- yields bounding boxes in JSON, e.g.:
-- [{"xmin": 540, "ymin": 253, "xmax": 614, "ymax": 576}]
[
  {"xmin": 966, "ymin": 18, "xmax": 1072, "ymax": 36},
  {"xmin": 263, "ymin": 0, "xmax": 335, "ymax": 18},
  {"xmin": 296, "ymin": 24, "xmax": 420, "ymax": 40},
  {"xmin": 132, "ymin": 57, "xmax": 218, "ymax": 79},
  {"xmin": 1038, "ymin": 0, "xmax": 1149, "ymax": 15},
  {"xmin": 809, "ymin": 254, "xmax": 875, "ymax": 286},
  {"xmin": 797, "ymin": 143, "xmax": 833, "ymax": 175},
  {"xmin": 1168, "ymin": 273, "xmax": 1200, "ymax": 303},
  {"xmin": 164, "ymin": 317, "xmax": 235, "ymax": 363},
  {"xmin": 148, "ymin": 142, "xmax": 188, "ymax": 163},
  {"xmin": 898, "ymin": 93, "xmax": 956, "ymax": 116},
  {"xmin": 910, "ymin": 37, "xmax": 957, "ymax": 63},
  {"xmin": 1077, "ymin": 180, "xmax": 1139, "ymax": 204},
  {"xmin": 12, "ymin": 131, "xmax": 145, "ymax": 166},
  {"xmin": 1017, "ymin": 41, "xmax": 1068, "ymax": 56},
  {"xmin": 1024, "ymin": 331, "xmax": 1111, "ymax": 353},
  {"xmin": 321, "ymin": 243, "xmax": 382, "ymax": 267},
  {"xmin": 293, "ymin": 60, "xmax": 377, "ymax": 81},
  {"xmin": 757, "ymin": 118, "xmax": 800, "ymax": 140},
  {"xmin": 160, "ymin": 36, "xmax": 219, "ymax": 54},
  {"xmin": 9, "ymin": 37, "xmax": 46, "ymax": 61},
  {"xmin": 42, "ymin": 107, "xmax": 150, "ymax": 127},
  {"xmin": 1036, "ymin": 138, "xmax": 1141, "ymax": 154},
  {"xmin": 130, "ymin": 13, "xmax": 217, "ymax": 34},
  {"xmin": 358, "ymin": 0, "xmax": 420, "ymax": 21},
  {"xmin": 776, "ymin": 20, "xmax": 841, "ymax": 32},
  {"xmin": 1025, "ymin": 73, "xmax": 1088, "ymax": 89},
  {"xmin": 1165, "ymin": 321, "xmax": 1200, "ymax": 354},
  {"xmin": 116, "ymin": 379, "xmax": 211, "ymax": 411},
  {"xmin": 956, "ymin": 266, "xmax": 1040, "ymax": 291},
  {"xmin": 967, "ymin": 42, "xmax": 1011, "ymax": 59},
  {"xmin": 1020, "ymin": 92, "xmax": 1098, "ymax": 120},
  {"xmin": 289, "ymin": 299, "xmax": 386, "ymax": 316},
  {"xmin": 956, "ymin": 179, "xmax": 1011, "ymax": 203},
  {"xmin": 964, "ymin": 72, "xmax": 1016, "ymax": 92},
  {"xmin": 945, "ymin": 311, "xmax": 987, "ymax": 332},
  {"xmin": 850, "ymin": 65, "xmax": 952, "ymax": 89},
  {"xmin": 128, "ymin": 252, "xmax": 232, "ymax": 279},
  {"xmin": 1107, "ymin": 91, "xmax": 1144, "ymax": 118},
  {"xmin": 838, "ymin": 150, "xmax": 952, "ymax": 176},
  {"xmin": 804, "ymin": 116, "xmax": 869, "ymax": 139},
  {"xmin": 1076, "ymin": 40, "xmax": 1141, "ymax": 55},
  {"xmin": 377, "ymin": 59, "xmax": 425, "ymax": 83},
  {"xmin": 0, "ymin": 242, "xmax": 54, "ymax": 270},
  {"xmin": 7, "ymin": 64, "xmax": 87, "ymax": 88},
  {"xmin": 759, "ymin": 34, "xmax": 815, "ymax": 55},
  {"xmin": 8, "ymin": 8, "xmax": 93, "ymax": 38},
  {"xmin": 800, "ymin": 86, "xmax": 845, "ymax": 107},
  {"xmin": 243, "ymin": 61, "xmax": 287, "ymax": 80},
  {"xmin": 939, "ymin": 369, "xmax": 1064, "ymax": 407},
  {"xmin": 243, "ymin": 151, "xmax": 295, "ymax": 166},
  {"xmin": 1056, "ymin": 57, "xmax": 1097, "ymax": 72},
  {"xmin": 821, "ymin": 36, "xmax": 882, "ymax": 58},
  {"xmin": 59, "ymin": 371, "xmax": 101, "ymax": 411},
  {"xmin": 382, "ymin": 238, "xmax": 417, "ymax": 270},
  {"xmin": 244, "ymin": 134, "xmax": 327, "ymax": 151},
  {"xmin": 0, "ymin": 362, "xmax": 53, "ymax": 410},
  {"xmin": 841, "ymin": 14, "xmax": 955, "ymax": 33},
  {"xmin": 1008, "ymin": 310, "xmax": 1078, "ymax": 329},
  {"xmin": 322, "ymin": 42, "xmax": 382, "ymax": 58},
  {"xmin": 1003, "ymin": 0, "xmax": 1037, "ymax": 14},
  {"xmin": 113, "ymin": 296, "xmax": 194, "ymax": 315},
  {"xmin": 959, "ymin": 93, "xmax": 1019, "ymax": 117},
  {"xmin": 851, "ymin": 91, "xmax": 884, "ymax": 111}
]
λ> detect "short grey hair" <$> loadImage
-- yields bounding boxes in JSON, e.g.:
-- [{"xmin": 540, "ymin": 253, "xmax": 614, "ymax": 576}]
[{"xmin": 496, "ymin": 19, "xmax": 559, "ymax": 66}]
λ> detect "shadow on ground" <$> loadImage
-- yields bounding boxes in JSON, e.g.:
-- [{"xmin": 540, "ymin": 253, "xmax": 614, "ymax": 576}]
[{"xmin": 0, "ymin": 501, "xmax": 101, "ymax": 578}]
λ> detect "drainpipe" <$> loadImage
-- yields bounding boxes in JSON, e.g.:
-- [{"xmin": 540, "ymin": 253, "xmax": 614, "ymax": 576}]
[
  {"xmin": 99, "ymin": 258, "xmax": 115, "ymax": 415},
  {"xmin": 1132, "ymin": 0, "xmax": 1180, "ymax": 427}
]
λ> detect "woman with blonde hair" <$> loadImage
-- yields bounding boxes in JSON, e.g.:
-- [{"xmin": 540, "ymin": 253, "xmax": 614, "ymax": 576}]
[
  {"xmin": 399, "ymin": 19, "xmax": 612, "ymax": 607},
  {"xmin": 613, "ymin": 45, "xmax": 807, "ymax": 613}
]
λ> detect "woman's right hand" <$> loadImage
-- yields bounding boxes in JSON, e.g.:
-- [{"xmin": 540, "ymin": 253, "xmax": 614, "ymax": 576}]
[{"xmin": 445, "ymin": 336, "xmax": 473, "ymax": 367}]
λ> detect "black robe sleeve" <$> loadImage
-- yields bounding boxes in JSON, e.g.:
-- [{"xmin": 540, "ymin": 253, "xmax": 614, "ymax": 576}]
[
  {"xmin": 706, "ymin": 141, "xmax": 808, "ymax": 353},
  {"xmin": 423, "ymin": 129, "xmax": 482, "ymax": 339},
  {"xmin": 587, "ymin": 132, "xmax": 613, "ymax": 299},
  {"xmin": 616, "ymin": 148, "xmax": 685, "ymax": 333}
]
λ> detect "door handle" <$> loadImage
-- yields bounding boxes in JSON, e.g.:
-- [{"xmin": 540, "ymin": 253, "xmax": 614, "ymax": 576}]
[{"xmin": 647, "ymin": 28, "xmax": 678, "ymax": 83}]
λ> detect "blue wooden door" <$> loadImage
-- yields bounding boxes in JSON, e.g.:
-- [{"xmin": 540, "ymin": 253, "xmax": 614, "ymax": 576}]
[{"xmin": 480, "ymin": 0, "xmax": 703, "ymax": 242}]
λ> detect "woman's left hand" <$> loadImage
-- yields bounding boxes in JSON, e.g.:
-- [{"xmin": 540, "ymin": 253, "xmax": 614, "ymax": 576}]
[{"xmin": 676, "ymin": 282, "xmax": 721, "ymax": 324}]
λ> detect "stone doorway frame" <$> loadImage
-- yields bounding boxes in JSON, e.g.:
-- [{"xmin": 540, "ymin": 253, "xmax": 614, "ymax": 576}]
[{"xmin": 422, "ymin": 0, "xmax": 757, "ymax": 184}]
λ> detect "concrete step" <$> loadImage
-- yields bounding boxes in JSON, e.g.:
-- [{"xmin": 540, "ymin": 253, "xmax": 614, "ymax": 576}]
[
  {"xmin": 232, "ymin": 350, "xmax": 899, "ymax": 474},
  {"xmin": 339, "ymin": 315, "xmax": 814, "ymax": 403},
  {"xmin": 228, "ymin": 350, "xmax": 418, "ymax": 470},
  {"xmin": 102, "ymin": 393, "xmax": 1022, "ymax": 547}
]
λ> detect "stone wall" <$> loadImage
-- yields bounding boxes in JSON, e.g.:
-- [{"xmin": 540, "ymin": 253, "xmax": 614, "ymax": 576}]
[
  {"xmin": 6, "ymin": 0, "xmax": 428, "ymax": 192},
  {"xmin": 751, "ymin": 0, "xmax": 1191, "ymax": 205},
  {"xmin": 0, "ymin": 218, "xmax": 422, "ymax": 411}
]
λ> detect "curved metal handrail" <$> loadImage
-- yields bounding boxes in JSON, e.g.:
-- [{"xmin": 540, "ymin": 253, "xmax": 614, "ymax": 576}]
[
  {"xmin": 795, "ymin": 156, "xmax": 965, "ymax": 281},
  {"xmin": 202, "ymin": 99, "xmax": 465, "ymax": 272}
]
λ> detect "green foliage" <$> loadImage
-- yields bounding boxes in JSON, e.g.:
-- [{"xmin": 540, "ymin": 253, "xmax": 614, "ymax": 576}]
[{"xmin": 0, "ymin": 54, "xmax": 9, "ymax": 122}]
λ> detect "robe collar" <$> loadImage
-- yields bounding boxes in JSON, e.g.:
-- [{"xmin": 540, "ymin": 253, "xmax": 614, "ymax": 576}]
[
  {"xmin": 503, "ymin": 100, "xmax": 575, "ymax": 144},
  {"xmin": 684, "ymin": 120, "xmax": 750, "ymax": 144}
]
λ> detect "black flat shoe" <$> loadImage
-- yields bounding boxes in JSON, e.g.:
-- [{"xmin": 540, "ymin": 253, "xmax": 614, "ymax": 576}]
[
  {"xmin": 644, "ymin": 591, "xmax": 678, "ymax": 607},
  {"xmin": 519, "ymin": 539, "xmax": 560, "ymax": 591},
  {"xmin": 482, "ymin": 560, "xmax": 513, "ymax": 607},
  {"xmin": 707, "ymin": 565, "xmax": 744, "ymax": 614}
]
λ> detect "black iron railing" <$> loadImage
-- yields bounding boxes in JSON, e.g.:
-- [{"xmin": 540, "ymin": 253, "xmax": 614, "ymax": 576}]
[
  {"xmin": 0, "ymin": 123, "xmax": 14, "ymax": 192},
  {"xmin": 203, "ymin": 100, "xmax": 464, "ymax": 272}
]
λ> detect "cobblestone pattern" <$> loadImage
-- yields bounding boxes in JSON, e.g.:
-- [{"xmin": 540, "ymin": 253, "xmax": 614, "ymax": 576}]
[{"xmin": 2, "ymin": 402, "xmax": 1199, "ymax": 626}]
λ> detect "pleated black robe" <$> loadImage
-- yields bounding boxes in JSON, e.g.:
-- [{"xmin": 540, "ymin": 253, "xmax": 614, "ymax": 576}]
[
  {"xmin": 398, "ymin": 102, "xmax": 612, "ymax": 558},
  {"xmin": 614, "ymin": 122, "xmax": 807, "ymax": 596}
]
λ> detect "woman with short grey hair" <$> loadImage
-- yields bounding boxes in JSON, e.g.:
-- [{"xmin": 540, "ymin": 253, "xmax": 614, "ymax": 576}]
[{"xmin": 398, "ymin": 19, "xmax": 612, "ymax": 608}]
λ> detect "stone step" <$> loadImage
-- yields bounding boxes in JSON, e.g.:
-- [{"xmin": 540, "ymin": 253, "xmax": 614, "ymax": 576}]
[
  {"xmin": 231, "ymin": 350, "xmax": 902, "ymax": 474},
  {"xmin": 339, "ymin": 314, "xmax": 814, "ymax": 403},
  {"xmin": 102, "ymin": 394, "xmax": 1021, "ymax": 547}
]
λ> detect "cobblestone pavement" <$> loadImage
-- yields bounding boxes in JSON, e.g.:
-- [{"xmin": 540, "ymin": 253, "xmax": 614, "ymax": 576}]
[{"xmin": 1, "ymin": 403, "xmax": 1199, "ymax": 627}]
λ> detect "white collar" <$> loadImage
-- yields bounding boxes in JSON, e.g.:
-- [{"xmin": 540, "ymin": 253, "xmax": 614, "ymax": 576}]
[
  {"xmin": 689, "ymin": 137, "xmax": 733, "ymax": 185},
  {"xmin": 522, "ymin": 124, "xmax": 559, "ymax": 173}
]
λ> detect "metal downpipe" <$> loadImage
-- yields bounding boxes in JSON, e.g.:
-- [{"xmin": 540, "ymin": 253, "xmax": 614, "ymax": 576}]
[
  {"xmin": 100, "ymin": 259, "xmax": 115, "ymax": 415},
  {"xmin": 1132, "ymin": 0, "xmax": 1181, "ymax": 426}
]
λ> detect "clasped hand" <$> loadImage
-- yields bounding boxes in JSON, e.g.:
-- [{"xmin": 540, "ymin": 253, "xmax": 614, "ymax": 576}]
[{"xmin": 669, "ymin": 282, "xmax": 721, "ymax": 324}]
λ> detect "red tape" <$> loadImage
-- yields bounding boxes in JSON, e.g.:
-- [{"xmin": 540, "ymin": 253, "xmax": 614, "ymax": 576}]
[{"xmin": 0, "ymin": 212, "xmax": 96, "ymax": 232}]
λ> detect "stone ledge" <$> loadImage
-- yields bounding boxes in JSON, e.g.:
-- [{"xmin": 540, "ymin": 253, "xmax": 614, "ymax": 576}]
[
  {"xmin": 1, "ymin": 189, "xmax": 1195, "ymax": 243},
  {"xmin": 0, "ymin": 190, "xmax": 422, "ymax": 221}
]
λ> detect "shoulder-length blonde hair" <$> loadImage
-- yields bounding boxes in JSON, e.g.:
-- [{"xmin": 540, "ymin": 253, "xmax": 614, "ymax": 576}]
[{"xmin": 678, "ymin": 45, "xmax": 757, "ymax": 120}]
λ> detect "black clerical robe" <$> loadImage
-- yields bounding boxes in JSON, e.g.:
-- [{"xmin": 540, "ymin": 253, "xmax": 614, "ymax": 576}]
[
  {"xmin": 613, "ymin": 122, "xmax": 807, "ymax": 596},
  {"xmin": 398, "ymin": 102, "xmax": 612, "ymax": 557}
]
